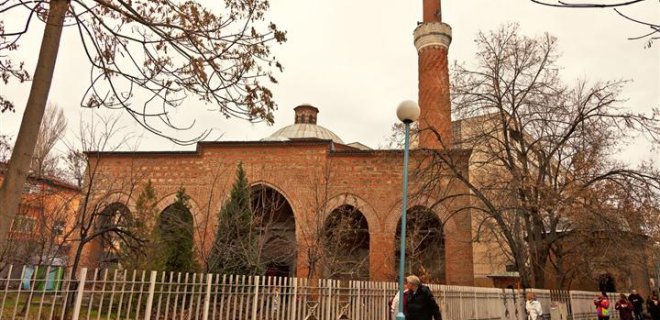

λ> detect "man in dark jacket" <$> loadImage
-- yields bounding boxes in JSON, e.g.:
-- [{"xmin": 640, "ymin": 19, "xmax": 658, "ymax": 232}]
[
  {"xmin": 628, "ymin": 289, "xmax": 644, "ymax": 320},
  {"xmin": 649, "ymin": 292, "xmax": 660, "ymax": 320},
  {"xmin": 404, "ymin": 275, "xmax": 442, "ymax": 320}
]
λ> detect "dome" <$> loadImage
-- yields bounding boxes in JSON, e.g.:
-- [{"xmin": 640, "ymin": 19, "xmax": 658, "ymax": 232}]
[
  {"xmin": 265, "ymin": 123, "xmax": 344, "ymax": 143},
  {"xmin": 263, "ymin": 104, "xmax": 344, "ymax": 144}
]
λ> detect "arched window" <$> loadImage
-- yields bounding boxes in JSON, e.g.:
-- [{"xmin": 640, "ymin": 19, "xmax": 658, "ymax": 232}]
[
  {"xmin": 251, "ymin": 185, "xmax": 296, "ymax": 276},
  {"xmin": 158, "ymin": 200, "xmax": 195, "ymax": 272},
  {"xmin": 98, "ymin": 202, "xmax": 132, "ymax": 269},
  {"xmin": 323, "ymin": 205, "xmax": 370, "ymax": 280},
  {"xmin": 395, "ymin": 206, "xmax": 445, "ymax": 283}
]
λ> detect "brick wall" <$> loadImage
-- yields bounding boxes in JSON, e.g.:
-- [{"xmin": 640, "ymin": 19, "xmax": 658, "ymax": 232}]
[{"xmin": 85, "ymin": 141, "xmax": 474, "ymax": 285}]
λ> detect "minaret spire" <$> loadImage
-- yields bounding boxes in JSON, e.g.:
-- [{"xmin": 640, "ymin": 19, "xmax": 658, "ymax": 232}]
[
  {"xmin": 415, "ymin": 0, "xmax": 452, "ymax": 148},
  {"xmin": 423, "ymin": 0, "xmax": 441, "ymax": 22}
]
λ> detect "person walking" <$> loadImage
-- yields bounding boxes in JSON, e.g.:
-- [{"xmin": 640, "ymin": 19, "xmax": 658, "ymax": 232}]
[
  {"xmin": 525, "ymin": 292, "xmax": 543, "ymax": 320},
  {"xmin": 594, "ymin": 292, "xmax": 611, "ymax": 320},
  {"xmin": 404, "ymin": 275, "xmax": 442, "ymax": 320},
  {"xmin": 628, "ymin": 289, "xmax": 645, "ymax": 320},
  {"xmin": 648, "ymin": 292, "xmax": 660, "ymax": 320},
  {"xmin": 390, "ymin": 278, "xmax": 409, "ymax": 320},
  {"xmin": 615, "ymin": 293, "xmax": 634, "ymax": 320}
]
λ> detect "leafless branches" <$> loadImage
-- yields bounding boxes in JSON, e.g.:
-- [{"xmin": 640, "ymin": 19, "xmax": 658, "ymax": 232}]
[
  {"xmin": 67, "ymin": 111, "xmax": 145, "ymax": 276},
  {"xmin": 0, "ymin": 17, "xmax": 30, "ymax": 113},
  {"xmin": 1, "ymin": 0, "xmax": 286, "ymax": 143},
  {"xmin": 0, "ymin": 0, "xmax": 286, "ymax": 242},
  {"xmin": 416, "ymin": 23, "xmax": 660, "ymax": 288},
  {"xmin": 30, "ymin": 103, "xmax": 67, "ymax": 177},
  {"xmin": 0, "ymin": 135, "xmax": 11, "ymax": 162},
  {"xmin": 530, "ymin": 0, "xmax": 659, "ymax": 47}
]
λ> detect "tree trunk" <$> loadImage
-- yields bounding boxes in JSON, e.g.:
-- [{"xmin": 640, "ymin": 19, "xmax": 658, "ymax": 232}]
[
  {"xmin": 533, "ymin": 260, "xmax": 547, "ymax": 288},
  {"xmin": 0, "ymin": 0, "xmax": 70, "ymax": 242}
]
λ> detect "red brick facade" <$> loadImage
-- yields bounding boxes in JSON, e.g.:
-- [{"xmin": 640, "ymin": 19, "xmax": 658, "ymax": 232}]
[
  {"xmin": 84, "ymin": 0, "xmax": 474, "ymax": 285},
  {"xmin": 87, "ymin": 142, "xmax": 474, "ymax": 284}
]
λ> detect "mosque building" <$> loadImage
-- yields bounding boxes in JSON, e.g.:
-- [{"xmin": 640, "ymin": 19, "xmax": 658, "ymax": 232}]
[{"xmin": 84, "ymin": 0, "xmax": 476, "ymax": 285}]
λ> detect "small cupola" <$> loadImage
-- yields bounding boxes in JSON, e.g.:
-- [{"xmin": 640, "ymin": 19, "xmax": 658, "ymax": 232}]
[
  {"xmin": 294, "ymin": 104, "xmax": 319, "ymax": 124},
  {"xmin": 263, "ymin": 104, "xmax": 344, "ymax": 144}
]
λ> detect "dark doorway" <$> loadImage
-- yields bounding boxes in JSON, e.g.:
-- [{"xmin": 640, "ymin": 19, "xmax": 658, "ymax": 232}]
[
  {"xmin": 395, "ymin": 206, "xmax": 445, "ymax": 283},
  {"xmin": 323, "ymin": 205, "xmax": 370, "ymax": 280},
  {"xmin": 251, "ymin": 185, "xmax": 297, "ymax": 276},
  {"xmin": 97, "ymin": 202, "xmax": 132, "ymax": 269}
]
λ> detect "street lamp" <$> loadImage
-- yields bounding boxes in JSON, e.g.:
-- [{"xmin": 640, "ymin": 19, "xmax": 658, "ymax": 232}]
[{"xmin": 395, "ymin": 100, "xmax": 420, "ymax": 320}]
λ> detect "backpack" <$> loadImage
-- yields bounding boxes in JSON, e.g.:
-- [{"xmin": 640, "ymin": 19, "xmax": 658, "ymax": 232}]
[{"xmin": 597, "ymin": 298, "xmax": 610, "ymax": 317}]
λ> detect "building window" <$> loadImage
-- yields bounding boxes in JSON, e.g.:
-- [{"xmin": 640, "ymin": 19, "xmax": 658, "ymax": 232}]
[
  {"xmin": 23, "ymin": 182, "xmax": 41, "ymax": 194},
  {"xmin": 11, "ymin": 215, "xmax": 36, "ymax": 233},
  {"xmin": 53, "ymin": 220, "xmax": 66, "ymax": 236}
]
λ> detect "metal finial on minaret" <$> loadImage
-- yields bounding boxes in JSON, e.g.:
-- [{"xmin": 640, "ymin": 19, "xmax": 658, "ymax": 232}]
[{"xmin": 415, "ymin": 0, "xmax": 453, "ymax": 149}]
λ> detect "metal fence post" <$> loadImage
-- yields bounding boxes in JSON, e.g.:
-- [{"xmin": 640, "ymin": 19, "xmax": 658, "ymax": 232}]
[
  {"xmin": 252, "ymin": 276, "xmax": 260, "ymax": 319},
  {"xmin": 291, "ymin": 278, "xmax": 298, "ymax": 319},
  {"xmin": 202, "ymin": 273, "xmax": 213, "ymax": 320},
  {"xmin": 144, "ymin": 271, "xmax": 157, "ymax": 320},
  {"xmin": 71, "ymin": 268, "xmax": 87, "ymax": 320}
]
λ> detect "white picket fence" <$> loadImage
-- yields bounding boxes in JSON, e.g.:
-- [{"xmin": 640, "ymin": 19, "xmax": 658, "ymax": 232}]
[{"xmin": 0, "ymin": 265, "xmax": 621, "ymax": 320}]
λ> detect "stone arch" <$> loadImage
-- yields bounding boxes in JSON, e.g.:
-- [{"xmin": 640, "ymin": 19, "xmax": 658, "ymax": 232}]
[
  {"xmin": 98, "ymin": 191, "xmax": 136, "ymax": 213},
  {"xmin": 157, "ymin": 199, "xmax": 196, "ymax": 272},
  {"xmin": 249, "ymin": 183, "xmax": 297, "ymax": 277},
  {"xmin": 249, "ymin": 180, "xmax": 296, "ymax": 209},
  {"xmin": 394, "ymin": 205, "xmax": 446, "ymax": 283},
  {"xmin": 155, "ymin": 192, "xmax": 203, "ymax": 226},
  {"xmin": 385, "ymin": 195, "xmax": 458, "ymax": 236},
  {"xmin": 322, "ymin": 204, "xmax": 370, "ymax": 280},
  {"xmin": 323, "ymin": 193, "xmax": 380, "ymax": 232},
  {"xmin": 96, "ymin": 202, "xmax": 133, "ymax": 269}
]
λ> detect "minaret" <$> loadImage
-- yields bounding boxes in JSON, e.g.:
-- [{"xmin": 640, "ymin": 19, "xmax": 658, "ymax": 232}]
[{"xmin": 415, "ymin": 0, "xmax": 452, "ymax": 148}]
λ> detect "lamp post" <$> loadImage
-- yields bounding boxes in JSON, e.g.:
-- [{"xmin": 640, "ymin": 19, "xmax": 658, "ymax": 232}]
[{"xmin": 395, "ymin": 100, "xmax": 420, "ymax": 320}]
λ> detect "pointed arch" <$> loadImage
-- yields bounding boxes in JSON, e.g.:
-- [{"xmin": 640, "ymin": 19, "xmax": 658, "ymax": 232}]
[
  {"xmin": 322, "ymin": 193, "xmax": 379, "ymax": 232},
  {"xmin": 395, "ymin": 205, "xmax": 446, "ymax": 283},
  {"xmin": 249, "ymin": 183, "xmax": 297, "ymax": 276},
  {"xmin": 96, "ymin": 202, "xmax": 133, "ymax": 269},
  {"xmin": 322, "ymin": 204, "xmax": 370, "ymax": 280}
]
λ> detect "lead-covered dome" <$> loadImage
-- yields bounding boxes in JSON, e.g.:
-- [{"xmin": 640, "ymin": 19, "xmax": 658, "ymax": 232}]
[{"xmin": 263, "ymin": 105, "xmax": 344, "ymax": 144}]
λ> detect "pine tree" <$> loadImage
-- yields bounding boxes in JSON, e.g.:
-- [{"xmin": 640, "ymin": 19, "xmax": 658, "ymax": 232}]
[
  {"xmin": 209, "ymin": 162, "xmax": 257, "ymax": 274},
  {"xmin": 121, "ymin": 180, "xmax": 162, "ymax": 270},
  {"xmin": 158, "ymin": 187, "xmax": 197, "ymax": 272}
]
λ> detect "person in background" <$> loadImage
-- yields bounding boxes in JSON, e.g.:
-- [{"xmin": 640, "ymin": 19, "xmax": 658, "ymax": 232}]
[
  {"xmin": 648, "ymin": 291, "xmax": 660, "ymax": 320},
  {"xmin": 390, "ymin": 278, "xmax": 409, "ymax": 320},
  {"xmin": 404, "ymin": 275, "xmax": 442, "ymax": 320},
  {"xmin": 628, "ymin": 289, "xmax": 645, "ymax": 320},
  {"xmin": 615, "ymin": 293, "xmax": 634, "ymax": 320},
  {"xmin": 594, "ymin": 292, "xmax": 611, "ymax": 320},
  {"xmin": 525, "ymin": 292, "xmax": 543, "ymax": 320}
]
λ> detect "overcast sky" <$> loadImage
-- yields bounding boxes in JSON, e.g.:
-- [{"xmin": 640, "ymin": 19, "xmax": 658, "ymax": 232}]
[{"xmin": 1, "ymin": 0, "xmax": 658, "ymax": 163}]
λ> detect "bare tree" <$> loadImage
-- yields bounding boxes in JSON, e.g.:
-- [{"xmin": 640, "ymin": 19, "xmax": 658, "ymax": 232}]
[
  {"xmin": 0, "ymin": 0, "xmax": 287, "ymax": 245},
  {"xmin": 0, "ymin": 176, "xmax": 77, "ymax": 269},
  {"xmin": 117, "ymin": 179, "xmax": 161, "ymax": 270},
  {"xmin": 395, "ymin": 206, "xmax": 445, "ymax": 283},
  {"xmin": 64, "ymin": 149, "xmax": 86, "ymax": 188},
  {"xmin": 30, "ymin": 102, "xmax": 67, "ymax": 177},
  {"xmin": 0, "ymin": 135, "xmax": 11, "ymax": 162},
  {"xmin": 416, "ymin": 23, "xmax": 660, "ymax": 288},
  {"xmin": 0, "ymin": 19, "xmax": 29, "ymax": 113},
  {"xmin": 65, "ymin": 112, "xmax": 144, "ymax": 277},
  {"xmin": 321, "ymin": 203, "xmax": 370, "ymax": 280},
  {"xmin": 530, "ymin": 0, "xmax": 659, "ymax": 47},
  {"xmin": 302, "ymin": 163, "xmax": 371, "ymax": 280},
  {"xmin": 196, "ymin": 166, "xmax": 230, "ymax": 272}
]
